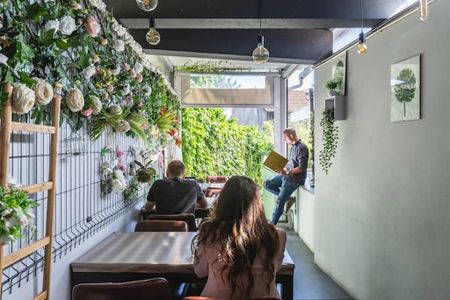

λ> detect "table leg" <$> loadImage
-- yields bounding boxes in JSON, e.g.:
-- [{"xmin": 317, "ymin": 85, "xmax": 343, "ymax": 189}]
[{"xmin": 281, "ymin": 274, "xmax": 294, "ymax": 300}]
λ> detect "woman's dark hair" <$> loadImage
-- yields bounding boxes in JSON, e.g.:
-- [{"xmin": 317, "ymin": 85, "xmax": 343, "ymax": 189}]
[{"xmin": 193, "ymin": 176, "xmax": 280, "ymax": 299}]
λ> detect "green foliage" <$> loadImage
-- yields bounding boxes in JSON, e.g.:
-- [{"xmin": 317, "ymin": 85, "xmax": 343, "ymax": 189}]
[
  {"xmin": 0, "ymin": 187, "xmax": 38, "ymax": 243},
  {"xmin": 176, "ymin": 60, "xmax": 248, "ymax": 74},
  {"xmin": 123, "ymin": 177, "xmax": 140, "ymax": 201},
  {"xmin": 319, "ymin": 108, "xmax": 338, "ymax": 175},
  {"xmin": 309, "ymin": 112, "xmax": 315, "ymax": 177},
  {"xmin": 0, "ymin": 0, "xmax": 180, "ymax": 146},
  {"xmin": 182, "ymin": 108, "xmax": 273, "ymax": 184},
  {"xmin": 394, "ymin": 68, "xmax": 416, "ymax": 117}
]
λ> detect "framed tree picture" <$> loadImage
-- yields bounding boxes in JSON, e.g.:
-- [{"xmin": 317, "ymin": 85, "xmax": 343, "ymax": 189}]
[{"xmin": 391, "ymin": 55, "xmax": 421, "ymax": 122}]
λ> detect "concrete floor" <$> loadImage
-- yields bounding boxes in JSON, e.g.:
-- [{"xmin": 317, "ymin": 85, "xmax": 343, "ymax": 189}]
[{"xmin": 285, "ymin": 231, "xmax": 353, "ymax": 300}]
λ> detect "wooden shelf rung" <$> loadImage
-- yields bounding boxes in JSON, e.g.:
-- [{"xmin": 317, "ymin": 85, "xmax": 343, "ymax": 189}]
[
  {"xmin": 11, "ymin": 122, "xmax": 56, "ymax": 134},
  {"xmin": 21, "ymin": 182, "xmax": 53, "ymax": 194},
  {"xmin": 34, "ymin": 290, "xmax": 48, "ymax": 300},
  {"xmin": 2, "ymin": 237, "xmax": 50, "ymax": 268}
]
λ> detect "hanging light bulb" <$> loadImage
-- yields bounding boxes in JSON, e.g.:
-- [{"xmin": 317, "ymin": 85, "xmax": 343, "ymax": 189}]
[
  {"xmin": 252, "ymin": 34, "xmax": 269, "ymax": 64},
  {"xmin": 356, "ymin": 0, "xmax": 367, "ymax": 54},
  {"xmin": 136, "ymin": 0, "xmax": 158, "ymax": 12},
  {"xmin": 357, "ymin": 32, "xmax": 367, "ymax": 54},
  {"xmin": 252, "ymin": 1, "xmax": 269, "ymax": 64},
  {"xmin": 419, "ymin": 0, "xmax": 428, "ymax": 21},
  {"xmin": 146, "ymin": 17, "xmax": 160, "ymax": 46}
]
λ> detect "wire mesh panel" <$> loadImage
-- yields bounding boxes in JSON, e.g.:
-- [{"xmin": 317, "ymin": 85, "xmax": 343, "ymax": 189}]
[{"xmin": 1, "ymin": 121, "xmax": 149, "ymax": 294}]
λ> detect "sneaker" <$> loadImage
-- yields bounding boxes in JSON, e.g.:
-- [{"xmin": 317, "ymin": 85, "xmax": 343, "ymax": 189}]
[{"xmin": 285, "ymin": 196, "xmax": 296, "ymax": 212}]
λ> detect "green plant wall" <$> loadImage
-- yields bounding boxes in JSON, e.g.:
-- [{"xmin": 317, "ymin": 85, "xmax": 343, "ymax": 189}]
[{"xmin": 181, "ymin": 108, "xmax": 273, "ymax": 184}]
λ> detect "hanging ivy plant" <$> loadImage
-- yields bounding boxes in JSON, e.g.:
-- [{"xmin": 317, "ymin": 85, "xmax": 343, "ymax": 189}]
[{"xmin": 319, "ymin": 108, "xmax": 338, "ymax": 175}]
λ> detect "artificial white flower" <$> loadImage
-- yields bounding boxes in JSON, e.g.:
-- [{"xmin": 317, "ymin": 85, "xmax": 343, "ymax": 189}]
[
  {"xmin": 134, "ymin": 62, "xmax": 144, "ymax": 74},
  {"xmin": 113, "ymin": 40, "xmax": 125, "ymax": 52},
  {"xmin": 114, "ymin": 170, "xmax": 125, "ymax": 180},
  {"xmin": 89, "ymin": 0, "xmax": 107, "ymax": 12},
  {"xmin": 109, "ymin": 104, "xmax": 122, "ymax": 115},
  {"xmin": 122, "ymin": 84, "xmax": 131, "ymax": 95},
  {"xmin": 112, "ymin": 178, "xmax": 125, "ymax": 192},
  {"xmin": 59, "ymin": 16, "xmax": 77, "ymax": 35},
  {"xmin": 91, "ymin": 96, "xmax": 102, "ymax": 115},
  {"xmin": 115, "ymin": 120, "xmax": 131, "ymax": 133},
  {"xmin": 0, "ymin": 53, "xmax": 8, "ymax": 65},
  {"xmin": 65, "ymin": 89, "xmax": 85, "ymax": 112},
  {"xmin": 44, "ymin": 19, "xmax": 60, "ymax": 32},
  {"xmin": 143, "ymin": 86, "xmax": 152, "ymax": 96},
  {"xmin": 33, "ymin": 78, "xmax": 54, "ymax": 105},
  {"xmin": 12, "ymin": 84, "xmax": 35, "ymax": 114},
  {"xmin": 111, "ymin": 65, "xmax": 121, "ymax": 76},
  {"xmin": 83, "ymin": 65, "xmax": 97, "ymax": 79}
]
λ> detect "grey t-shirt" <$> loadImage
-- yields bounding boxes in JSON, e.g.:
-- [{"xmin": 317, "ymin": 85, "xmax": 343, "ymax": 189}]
[
  {"xmin": 286, "ymin": 140, "xmax": 309, "ymax": 185},
  {"xmin": 147, "ymin": 178, "xmax": 204, "ymax": 214}
]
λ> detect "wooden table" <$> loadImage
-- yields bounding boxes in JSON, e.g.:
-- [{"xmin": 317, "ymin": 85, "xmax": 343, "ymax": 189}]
[{"xmin": 71, "ymin": 232, "xmax": 295, "ymax": 299}]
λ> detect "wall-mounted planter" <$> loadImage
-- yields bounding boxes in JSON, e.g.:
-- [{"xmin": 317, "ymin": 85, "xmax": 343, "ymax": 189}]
[{"xmin": 324, "ymin": 95, "xmax": 346, "ymax": 121}]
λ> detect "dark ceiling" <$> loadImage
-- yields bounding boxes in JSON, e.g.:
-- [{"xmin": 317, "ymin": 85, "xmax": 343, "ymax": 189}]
[{"xmin": 104, "ymin": 0, "xmax": 409, "ymax": 63}]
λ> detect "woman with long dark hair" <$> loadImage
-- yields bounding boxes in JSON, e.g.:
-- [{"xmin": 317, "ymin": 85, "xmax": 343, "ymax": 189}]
[{"xmin": 193, "ymin": 176, "xmax": 286, "ymax": 299}]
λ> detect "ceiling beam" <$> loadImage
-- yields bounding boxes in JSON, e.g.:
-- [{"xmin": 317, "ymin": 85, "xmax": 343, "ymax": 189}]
[
  {"xmin": 131, "ymin": 29, "xmax": 332, "ymax": 64},
  {"xmin": 105, "ymin": 0, "xmax": 406, "ymax": 20},
  {"xmin": 120, "ymin": 18, "xmax": 383, "ymax": 30}
]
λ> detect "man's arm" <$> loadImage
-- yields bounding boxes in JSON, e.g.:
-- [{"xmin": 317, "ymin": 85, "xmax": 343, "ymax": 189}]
[
  {"xmin": 195, "ymin": 183, "xmax": 208, "ymax": 208},
  {"xmin": 144, "ymin": 181, "xmax": 157, "ymax": 211},
  {"xmin": 196, "ymin": 197, "xmax": 208, "ymax": 208},
  {"xmin": 145, "ymin": 200, "xmax": 155, "ymax": 211}
]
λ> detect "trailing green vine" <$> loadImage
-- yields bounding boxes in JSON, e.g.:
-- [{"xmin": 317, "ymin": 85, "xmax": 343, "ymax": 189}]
[
  {"xmin": 309, "ymin": 111, "xmax": 315, "ymax": 181},
  {"xmin": 319, "ymin": 108, "xmax": 338, "ymax": 174}
]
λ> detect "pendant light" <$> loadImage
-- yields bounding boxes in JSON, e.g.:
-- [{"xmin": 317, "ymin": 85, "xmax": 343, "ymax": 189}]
[
  {"xmin": 146, "ymin": 17, "xmax": 160, "ymax": 46},
  {"xmin": 357, "ymin": 0, "xmax": 367, "ymax": 54},
  {"xmin": 136, "ymin": 0, "xmax": 158, "ymax": 12},
  {"xmin": 419, "ymin": 0, "xmax": 429, "ymax": 21},
  {"xmin": 252, "ymin": 0, "xmax": 269, "ymax": 64}
]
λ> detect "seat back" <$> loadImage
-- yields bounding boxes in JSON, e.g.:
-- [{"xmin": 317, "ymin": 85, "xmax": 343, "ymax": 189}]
[
  {"xmin": 73, "ymin": 278, "xmax": 171, "ymax": 300},
  {"xmin": 135, "ymin": 220, "xmax": 188, "ymax": 232},
  {"xmin": 206, "ymin": 176, "xmax": 228, "ymax": 183},
  {"xmin": 183, "ymin": 297, "xmax": 281, "ymax": 300},
  {"xmin": 145, "ymin": 213, "xmax": 197, "ymax": 231}
]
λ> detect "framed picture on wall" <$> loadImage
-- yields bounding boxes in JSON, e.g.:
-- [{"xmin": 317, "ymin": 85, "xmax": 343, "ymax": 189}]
[
  {"xmin": 330, "ymin": 52, "xmax": 347, "ymax": 96},
  {"xmin": 390, "ymin": 55, "xmax": 421, "ymax": 122}
]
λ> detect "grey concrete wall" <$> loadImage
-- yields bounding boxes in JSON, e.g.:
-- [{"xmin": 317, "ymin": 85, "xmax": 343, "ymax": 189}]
[{"xmin": 314, "ymin": 1, "xmax": 450, "ymax": 299}]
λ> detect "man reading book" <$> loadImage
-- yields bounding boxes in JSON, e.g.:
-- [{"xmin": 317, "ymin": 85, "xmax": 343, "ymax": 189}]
[{"xmin": 264, "ymin": 128, "xmax": 309, "ymax": 224}]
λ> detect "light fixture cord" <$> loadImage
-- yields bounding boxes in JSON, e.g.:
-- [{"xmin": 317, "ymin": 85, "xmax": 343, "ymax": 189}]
[
  {"xmin": 259, "ymin": 0, "xmax": 262, "ymax": 36},
  {"xmin": 360, "ymin": 0, "xmax": 364, "ymax": 32}
]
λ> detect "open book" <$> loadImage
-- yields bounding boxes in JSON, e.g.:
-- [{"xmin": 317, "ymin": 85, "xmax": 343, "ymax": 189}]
[{"xmin": 263, "ymin": 151, "xmax": 288, "ymax": 173}]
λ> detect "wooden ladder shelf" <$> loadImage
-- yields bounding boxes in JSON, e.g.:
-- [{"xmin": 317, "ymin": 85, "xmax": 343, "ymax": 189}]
[{"xmin": 0, "ymin": 84, "xmax": 61, "ymax": 300}]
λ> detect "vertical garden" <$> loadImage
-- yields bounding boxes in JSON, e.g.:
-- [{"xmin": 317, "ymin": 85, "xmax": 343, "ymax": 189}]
[{"xmin": 182, "ymin": 108, "xmax": 273, "ymax": 184}]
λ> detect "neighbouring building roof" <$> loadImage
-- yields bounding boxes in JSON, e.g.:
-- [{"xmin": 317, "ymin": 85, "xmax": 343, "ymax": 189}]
[{"xmin": 288, "ymin": 90, "xmax": 309, "ymax": 113}]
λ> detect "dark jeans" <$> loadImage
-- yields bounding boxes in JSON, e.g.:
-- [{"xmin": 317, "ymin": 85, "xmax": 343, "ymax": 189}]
[{"xmin": 264, "ymin": 175, "xmax": 301, "ymax": 224}]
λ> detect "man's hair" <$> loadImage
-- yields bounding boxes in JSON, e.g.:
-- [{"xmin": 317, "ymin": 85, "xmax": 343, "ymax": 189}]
[
  {"xmin": 167, "ymin": 160, "xmax": 185, "ymax": 177},
  {"xmin": 283, "ymin": 128, "xmax": 297, "ymax": 136}
]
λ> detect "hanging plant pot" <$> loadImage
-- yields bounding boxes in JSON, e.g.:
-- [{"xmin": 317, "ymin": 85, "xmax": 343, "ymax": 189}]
[
  {"xmin": 137, "ymin": 168, "xmax": 155, "ymax": 183},
  {"xmin": 328, "ymin": 90, "xmax": 339, "ymax": 97}
]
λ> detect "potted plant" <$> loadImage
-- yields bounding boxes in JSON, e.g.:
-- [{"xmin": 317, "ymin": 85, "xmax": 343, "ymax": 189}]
[
  {"xmin": 319, "ymin": 108, "xmax": 339, "ymax": 175},
  {"xmin": 325, "ymin": 78, "xmax": 341, "ymax": 96},
  {"xmin": 123, "ymin": 177, "xmax": 140, "ymax": 201},
  {"xmin": 0, "ymin": 187, "xmax": 37, "ymax": 244},
  {"xmin": 135, "ymin": 159, "xmax": 156, "ymax": 183}
]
